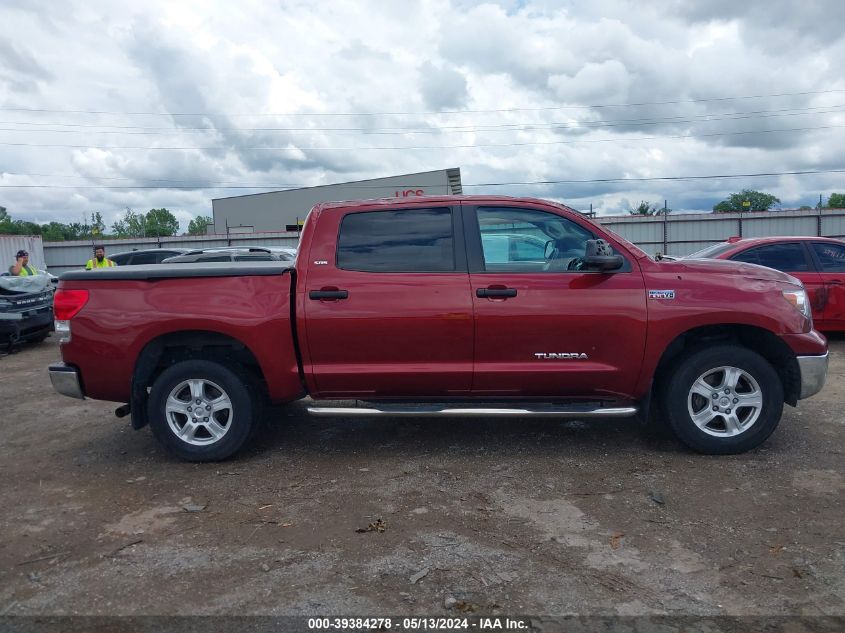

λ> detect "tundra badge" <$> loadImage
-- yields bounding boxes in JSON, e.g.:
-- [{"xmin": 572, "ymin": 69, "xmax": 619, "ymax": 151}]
[{"xmin": 534, "ymin": 353, "xmax": 589, "ymax": 360}]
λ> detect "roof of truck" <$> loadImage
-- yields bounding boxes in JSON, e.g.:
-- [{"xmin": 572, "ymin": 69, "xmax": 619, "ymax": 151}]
[{"xmin": 311, "ymin": 195, "xmax": 580, "ymax": 214}]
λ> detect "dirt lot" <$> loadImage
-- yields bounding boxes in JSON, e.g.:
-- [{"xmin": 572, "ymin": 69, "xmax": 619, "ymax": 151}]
[{"xmin": 0, "ymin": 336, "xmax": 843, "ymax": 617}]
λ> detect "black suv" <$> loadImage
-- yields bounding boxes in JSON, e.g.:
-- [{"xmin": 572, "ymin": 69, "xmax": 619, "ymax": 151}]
[{"xmin": 0, "ymin": 275, "xmax": 54, "ymax": 348}]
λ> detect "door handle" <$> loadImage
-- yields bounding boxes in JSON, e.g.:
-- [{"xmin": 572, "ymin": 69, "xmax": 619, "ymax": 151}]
[
  {"xmin": 828, "ymin": 279, "xmax": 843, "ymax": 285},
  {"xmin": 476, "ymin": 287, "xmax": 517, "ymax": 298},
  {"xmin": 309, "ymin": 289, "xmax": 349, "ymax": 300}
]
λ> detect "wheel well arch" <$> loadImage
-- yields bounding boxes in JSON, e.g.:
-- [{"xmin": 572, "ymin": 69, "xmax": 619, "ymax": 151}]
[
  {"xmin": 130, "ymin": 330, "xmax": 268, "ymax": 429},
  {"xmin": 653, "ymin": 324, "xmax": 801, "ymax": 407}
]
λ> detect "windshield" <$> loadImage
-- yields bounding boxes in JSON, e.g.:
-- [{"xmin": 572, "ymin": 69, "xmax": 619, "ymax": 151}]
[{"xmin": 685, "ymin": 242, "xmax": 735, "ymax": 259}]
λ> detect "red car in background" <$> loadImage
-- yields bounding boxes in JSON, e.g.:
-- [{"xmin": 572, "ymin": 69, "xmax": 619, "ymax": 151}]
[{"xmin": 689, "ymin": 236, "xmax": 845, "ymax": 331}]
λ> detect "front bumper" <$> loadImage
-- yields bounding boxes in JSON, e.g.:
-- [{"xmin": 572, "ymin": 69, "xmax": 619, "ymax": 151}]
[
  {"xmin": 797, "ymin": 353, "xmax": 828, "ymax": 400},
  {"xmin": 49, "ymin": 363, "xmax": 85, "ymax": 399},
  {"xmin": 0, "ymin": 308, "xmax": 53, "ymax": 343}
]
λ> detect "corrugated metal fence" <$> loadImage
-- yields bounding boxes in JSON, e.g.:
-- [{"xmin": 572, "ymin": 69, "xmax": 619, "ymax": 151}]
[
  {"xmin": 600, "ymin": 207, "xmax": 845, "ymax": 257},
  {"xmin": 36, "ymin": 207, "xmax": 845, "ymax": 273}
]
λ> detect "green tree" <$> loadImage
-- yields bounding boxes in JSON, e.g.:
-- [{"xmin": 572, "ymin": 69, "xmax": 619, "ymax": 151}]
[
  {"xmin": 144, "ymin": 208, "xmax": 179, "ymax": 237},
  {"xmin": 188, "ymin": 215, "xmax": 212, "ymax": 235},
  {"xmin": 41, "ymin": 222, "xmax": 76, "ymax": 241},
  {"xmin": 628, "ymin": 201, "xmax": 670, "ymax": 216},
  {"xmin": 629, "ymin": 201, "xmax": 654, "ymax": 216},
  {"xmin": 828, "ymin": 193, "xmax": 845, "ymax": 209},
  {"xmin": 66, "ymin": 222, "xmax": 88, "ymax": 239},
  {"xmin": 89, "ymin": 211, "xmax": 106, "ymax": 237},
  {"xmin": 0, "ymin": 210, "xmax": 42, "ymax": 235},
  {"xmin": 713, "ymin": 189, "xmax": 780, "ymax": 213},
  {"xmin": 111, "ymin": 208, "xmax": 147, "ymax": 238},
  {"xmin": 0, "ymin": 208, "xmax": 12, "ymax": 233}
]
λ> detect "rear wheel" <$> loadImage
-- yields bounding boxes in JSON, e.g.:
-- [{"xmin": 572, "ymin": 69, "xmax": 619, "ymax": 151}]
[
  {"xmin": 148, "ymin": 360, "xmax": 257, "ymax": 461},
  {"xmin": 661, "ymin": 345, "xmax": 784, "ymax": 454}
]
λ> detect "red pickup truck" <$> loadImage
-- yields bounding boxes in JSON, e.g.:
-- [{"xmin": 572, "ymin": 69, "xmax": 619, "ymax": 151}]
[{"xmin": 49, "ymin": 196, "xmax": 829, "ymax": 461}]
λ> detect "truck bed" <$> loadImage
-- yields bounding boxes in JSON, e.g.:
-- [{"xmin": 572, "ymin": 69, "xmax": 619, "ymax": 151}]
[{"xmin": 57, "ymin": 262, "xmax": 301, "ymax": 405}]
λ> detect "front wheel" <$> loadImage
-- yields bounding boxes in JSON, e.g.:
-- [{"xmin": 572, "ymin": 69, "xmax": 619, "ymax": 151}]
[
  {"xmin": 661, "ymin": 345, "xmax": 784, "ymax": 454},
  {"xmin": 148, "ymin": 360, "xmax": 257, "ymax": 461}
]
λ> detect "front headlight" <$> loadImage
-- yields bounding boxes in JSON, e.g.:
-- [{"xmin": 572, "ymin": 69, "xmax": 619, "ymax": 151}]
[{"xmin": 782, "ymin": 289, "xmax": 811, "ymax": 320}]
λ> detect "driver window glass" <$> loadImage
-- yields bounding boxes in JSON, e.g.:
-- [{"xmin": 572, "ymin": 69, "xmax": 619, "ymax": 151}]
[
  {"xmin": 476, "ymin": 207, "xmax": 595, "ymax": 272},
  {"xmin": 130, "ymin": 253, "xmax": 157, "ymax": 265}
]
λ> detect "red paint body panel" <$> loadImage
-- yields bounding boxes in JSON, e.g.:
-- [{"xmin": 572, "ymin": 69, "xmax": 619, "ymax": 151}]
[
  {"xmin": 819, "ymin": 274, "xmax": 845, "ymax": 326},
  {"xmin": 303, "ymin": 271, "xmax": 474, "ymax": 397},
  {"xmin": 59, "ymin": 274, "xmax": 303, "ymax": 403},
  {"xmin": 632, "ymin": 257, "xmax": 825, "ymax": 397},
  {"xmin": 469, "ymin": 271, "xmax": 647, "ymax": 398}
]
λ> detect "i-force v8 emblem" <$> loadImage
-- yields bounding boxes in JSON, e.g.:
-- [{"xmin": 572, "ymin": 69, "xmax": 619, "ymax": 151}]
[{"xmin": 648, "ymin": 289, "xmax": 675, "ymax": 300}]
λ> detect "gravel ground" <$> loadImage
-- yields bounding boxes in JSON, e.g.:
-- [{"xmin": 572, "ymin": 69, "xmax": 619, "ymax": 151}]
[{"xmin": 0, "ymin": 335, "xmax": 843, "ymax": 617}]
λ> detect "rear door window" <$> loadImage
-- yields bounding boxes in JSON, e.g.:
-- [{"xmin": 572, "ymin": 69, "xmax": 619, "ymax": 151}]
[
  {"xmin": 196, "ymin": 255, "xmax": 231, "ymax": 263},
  {"xmin": 130, "ymin": 252, "xmax": 158, "ymax": 265},
  {"xmin": 730, "ymin": 243, "xmax": 810, "ymax": 272},
  {"xmin": 156, "ymin": 251, "xmax": 181, "ymax": 263},
  {"xmin": 337, "ymin": 208, "xmax": 455, "ymax": 272},
  {"xmin": 811, "ymin": 242, "xmax": 845, "ymax": 272},
  {"xmin": 110, "ymin": 254, "xmax": 132, "ymax": 266},
  {"xmin": 234, "ymin": 255, "xmax": 273, "ymax": 261}
]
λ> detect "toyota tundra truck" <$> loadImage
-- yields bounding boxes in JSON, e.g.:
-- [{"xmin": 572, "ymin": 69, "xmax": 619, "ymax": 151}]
[{"xmin": 48, "ymin": 196, "xmax": 829, "ymax": 461}]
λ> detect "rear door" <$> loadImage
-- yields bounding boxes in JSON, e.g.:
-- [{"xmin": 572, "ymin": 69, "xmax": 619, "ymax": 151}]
[
  {"xmin": 729, "ymin": 242, "xmax": 825, "ymax": 319},
  {"xmin": 464, "ymin": 203, "xmax": 647, "ymax": 399},
  {"xmin": 302, "ymin": 205, "xmax": 474, "ymax": 397},
  {"xmin": 808, "ymin": 241, "xmax": 845, "ymax": 328}
]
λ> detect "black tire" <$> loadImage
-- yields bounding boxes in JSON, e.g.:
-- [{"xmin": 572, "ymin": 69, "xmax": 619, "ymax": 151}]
[
  {"xmin": 660, "ymin": 345, "xmax": 784, "ymax": 455},
  {"xmin": 148, "ymin": 359, "xmax": 257, "ymax": 461}
]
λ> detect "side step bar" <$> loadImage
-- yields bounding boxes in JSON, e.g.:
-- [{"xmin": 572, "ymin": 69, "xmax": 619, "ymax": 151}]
[{"xmin": 307, "ymin": 403, "xmax": 638, "ymax": 418}]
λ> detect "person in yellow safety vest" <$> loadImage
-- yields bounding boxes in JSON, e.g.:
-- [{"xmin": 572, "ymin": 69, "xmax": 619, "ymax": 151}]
[
  {"xmin": 86, "ymin": 245, "xmax": 117, "ymax": 270},
  {"xmin": 8, "ymin": 249, "xmax": 39, "ymax": 276}
]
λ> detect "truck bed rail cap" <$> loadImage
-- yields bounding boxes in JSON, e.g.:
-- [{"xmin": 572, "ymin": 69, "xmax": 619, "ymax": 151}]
[{"xmin": 59, "ymin": 261, "xmax": 292, "ymax": 281}]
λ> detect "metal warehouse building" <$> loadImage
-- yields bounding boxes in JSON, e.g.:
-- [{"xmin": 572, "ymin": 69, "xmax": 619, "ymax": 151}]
[{"xmin": 211, "ymin": 168, "xmax": 463, "ymax": 233}]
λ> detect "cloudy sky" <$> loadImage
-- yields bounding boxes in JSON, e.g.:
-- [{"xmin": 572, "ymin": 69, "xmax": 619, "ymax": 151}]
[{"xmin": 1, "ymin": 0, "xmax": 844, "ymax": 231}]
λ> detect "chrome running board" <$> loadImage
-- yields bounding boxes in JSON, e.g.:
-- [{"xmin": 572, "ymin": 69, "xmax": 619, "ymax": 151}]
[{"xmin": 307, "ymin": 403, "xmax": 638, "ymax": 418}]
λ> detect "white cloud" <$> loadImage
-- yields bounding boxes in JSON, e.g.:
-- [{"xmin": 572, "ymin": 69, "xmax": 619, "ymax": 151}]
[{"xmin": 0, "ymin": 0, "xmax": 843, "ymax": 232}]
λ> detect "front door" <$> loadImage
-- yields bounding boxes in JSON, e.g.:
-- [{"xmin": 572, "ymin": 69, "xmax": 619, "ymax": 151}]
[
  {"xmin": 303, "ymin": 205, "xmax": 474, "ymax": 397},
  {"xmin": 809, "ymin": 241, "xmax": 845, "ymax": 328},
  {"xmin": 465, "ymin": 204, "xmax": 648, "ymax": 399}
]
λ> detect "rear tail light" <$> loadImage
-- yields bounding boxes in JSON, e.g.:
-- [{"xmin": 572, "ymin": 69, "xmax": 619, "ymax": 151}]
[
  {"xmin": 54, "ymin": 289, "xmax": 89, "ymax": 320},
  {"xmin": 53, "ymin": 289, "xmax": 89, "ymax": 343}
]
